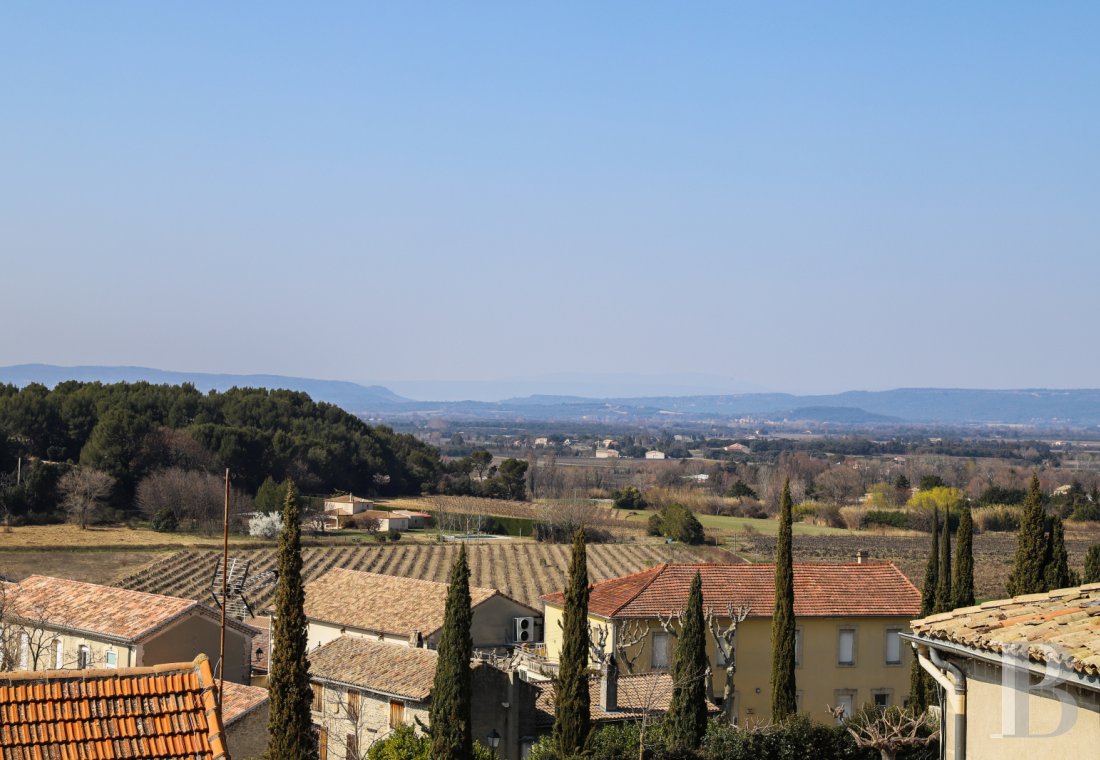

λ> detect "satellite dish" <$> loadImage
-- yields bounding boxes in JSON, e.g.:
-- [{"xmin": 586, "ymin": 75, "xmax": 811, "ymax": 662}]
[{"xmin": 210, "ymin": 557, "xmax": 278, "ymax": 620}]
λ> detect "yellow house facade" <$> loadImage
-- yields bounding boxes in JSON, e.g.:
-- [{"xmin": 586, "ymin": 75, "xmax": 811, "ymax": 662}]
[{"xmin": 542, "ymin": 562, "xmax": 921, "ymax": 726}]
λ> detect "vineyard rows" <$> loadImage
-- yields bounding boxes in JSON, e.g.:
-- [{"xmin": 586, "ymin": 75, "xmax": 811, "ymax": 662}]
[{"xmin": 115, "ymin": 541, "xmax": 713, "ymax": 610}]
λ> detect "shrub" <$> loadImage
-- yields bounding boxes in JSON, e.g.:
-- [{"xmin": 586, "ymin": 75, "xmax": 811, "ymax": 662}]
[
  {"xmin": 613, "ymin": 486, "xmax": 647, "ymax": 510},
  {"xmin": 151, "ymin": 508, "xmax": 178, "ymax": 533},
  {"xmin": 839, "ymin": 506, "xmax": 867, "ymax": 531},
  {"xmin": 647, "ymin": 513, "xmax": 664, "ymax": 536},
  {"xmin": 971, "ymin": 505, "xmax": 1020, "ymax": 532},
  {"xmin": 863, "ymin": 510, "xmax": 909, "ymax": 529},
  {"xmin": 247, "ymin": 512, "xmax": 283, "ymax": 539},
  {"xmin": 1070, "ymin": 501, "xmax": 1100, "ymax": 522},
  {"xmin": 387, "ymin": 528, "xmax": 402, "ymax": 542},
  {"xmin": 792, "ymin": 503, "xmax": 817, "ymax": 522},
  {"xmin": 651, "ymin": 504, "xmax": 705, "ymax": 545}
]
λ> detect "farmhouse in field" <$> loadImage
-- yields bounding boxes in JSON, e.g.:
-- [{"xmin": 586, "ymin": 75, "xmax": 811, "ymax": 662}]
[
  {"xmin": 323, "ymin": 493, "xmax": 373, "ymax": 514},
  {"xmin": 390, "ymin": 508, "xmax": 432, "ymax": 528},
  {"xmin": 595, "ymin": 448, "xmax": 620, "ymax": 459},
  {"xmin": 308, "ymin": 635, "xmax": 539, "ymax": 760},
  {"xmin": 0, "ymin": 575, "xmax": 257, "ymax": 683},
  {"xmin": 541, "ymin": 562, "xmax": 921, "ymax": 726},
  {"xmin": 645, "ymin": 450, "xmax": 666, "ymax": 459},
  {"xmin": 0, "ymin": 654, "xmax": 230, "ymax": 758},
  {"xmin": 301, "ymin": 568, "xmax": 542, "ymax": 651},
  {"xmin": 906, "ymin": 582, "xmax": 1100, "ymax": 760}
]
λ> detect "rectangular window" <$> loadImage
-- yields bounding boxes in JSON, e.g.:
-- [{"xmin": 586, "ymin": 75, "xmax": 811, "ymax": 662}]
[
  {"xmin": 346, "ymin": 689, "xmax": 360, "ymax": 720},
  {"xmin": 389, "ymin": 700, "xmax": 406, "ymax": 728},
  {"xmin": 833, "ymin": 691, "xmax": 855, "ymax": 721},
  {"xmin": 346, "ymin": 734, "xmax": 359, "ymax": 759},
  {"xmin": 53, "ymin": 639, "xmax": 63, "ymax": 669},
  {"xmin": 651, "ymin": 632, "xmax": 670, "ymax": 669},
  {"xmin": 19, "ymin": 632, "xmax": 29, "ymax": 669},
  {"xmin": 885, "ymin": 628, "xmax": 902, "ymax": 665},
  {"xmin": 311, "ymin": 683, "xmax": 324, "ymax": 713},
  {"xmin": 78, "ymin": 645, "xmax": 90, "ymax": 669},
  {"xmin": 105, "ymin": 650, "xmax": 118, "ymax": 668},
  {"xmin": 795, "ymin": 627, "xmax": 803, "ymax": 667},
  {"xmin": 873, "ymin": 690, "xmax": 891, "ymax": 708},
  {"xmin": 312, "ymin": 725, "xmax": 328, "ymax": 760},
  {"xmin": 838, "ymin": 628, "xmax": 856, "ymax": 666}
]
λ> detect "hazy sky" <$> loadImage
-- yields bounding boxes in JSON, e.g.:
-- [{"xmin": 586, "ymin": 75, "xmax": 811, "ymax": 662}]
[{"xmin": 2, "ymin": 2, "xmax": 1098, "ymax": 395}]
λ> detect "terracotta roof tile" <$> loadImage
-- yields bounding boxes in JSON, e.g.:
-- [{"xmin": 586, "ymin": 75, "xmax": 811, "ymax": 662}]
[
  {"xmin": 535, "ymin": 673, "xmax": 720, "ymax": 726},
  {"xmin": 308, "ymin": 636, "xmax": 440, "ymax": 701},
  {"xmin": 542, "ymin": 563, "xmax": 921, "ymax": 618},
  {"xmin": 5, "ymin": 576, "xmax": 258, "ymax": 643},
  {"xmin": 0, "ymin": 655, "xmax": 227, "ymax": 760},
  {"xmin": 220, "ymin": 681, "xmax": 268, "ymax": 727},
  {"xmin": 910, "ymin": 582, "xmax": 1100, "ymax": 677},
  {"xmin": 303, "ymin": 568, "xmax": 506, "ymax": 639}
]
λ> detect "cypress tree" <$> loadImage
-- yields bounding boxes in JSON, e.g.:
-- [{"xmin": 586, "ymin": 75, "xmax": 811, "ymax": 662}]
[
  {"xmin": 1007, "ymin": 475, "xmax": 1048, "ymax": 596},
  {"xmin": 919, "ymin": 508, "xmax": 939, "ymax": 617},
  {"xmin": 1044, "ymin": 515, "xmax": 1077, "ymax": 590},
  {"xmin": 934, "ymin": 509, "xmax": 952, "ymax": 613},
  {"xmin": 1084, "ymin": 545, "xmax": 1100, "ymax": 584},
  {"xmin": 266, "ymin": 481, "xmax": 317, "ymax": 760},
  {"xmin": 770, "ymin": 478, "xmax": 797, "ymax": 722},
  {"xmin": 952, "ymin": 505, "xmax": 975, "ymax": 608},
  {"xmin": 553, "ymin": 529, "xmax": 591, "ymax": 756},
  {"xmin": 429, "ymin": 547, "xmax": 474, "ymax": 759},
  {"xmin": 667, "ymin": 572, "xmax": 708, "ymax": 751}
]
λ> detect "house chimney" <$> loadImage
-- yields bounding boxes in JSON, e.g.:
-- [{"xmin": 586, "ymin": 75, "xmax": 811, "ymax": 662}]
[
  {"xmin": 855, "ymin": 550, "xmax": 864, "ymax": 564},
  {"xmin": 600, "ymin": 657, "xmax": 618, "ymax": 713}
]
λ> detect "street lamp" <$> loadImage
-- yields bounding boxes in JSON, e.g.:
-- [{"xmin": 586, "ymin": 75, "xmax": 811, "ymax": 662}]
[{"xmin": 486, "ymin": 728, "xmax": 501, "ymax": 751}]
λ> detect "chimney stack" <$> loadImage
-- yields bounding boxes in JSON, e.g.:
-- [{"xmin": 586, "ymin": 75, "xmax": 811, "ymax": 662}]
[
  {"xmin": 856, "ymin": 550, "xmax": 865, "ymax": 564},
  {"xmin": 599, "ymin": 659, "xmax": 618, "ymax": 713}
]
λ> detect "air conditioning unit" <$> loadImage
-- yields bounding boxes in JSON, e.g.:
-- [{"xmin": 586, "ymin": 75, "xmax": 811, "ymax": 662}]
[{"xmin": 514, "ymin": 617, "xmax": 535, "ymax": 643}]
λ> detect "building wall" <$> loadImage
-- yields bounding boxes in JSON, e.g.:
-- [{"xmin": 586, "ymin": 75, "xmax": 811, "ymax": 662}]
[
  {"xmin": 226, "ymin": 704, "xmax": 271, "ymax": 760},
  {"xmin": 307, "ymin": 620, "xmax": 410, "ymax": 652},
  {"xmin": 140, "ymin": 613, "xmax": 253, "ymax": 684},
  {"xmin": 542, "ymin": 604, "xmax": 912, "ymax": 725},
  {"xmin": 941, "ymin": 658, "xmax": 1100, "ymax": 760},
  {"xmin": 8, "ymin": 625, "xmax": 137, "ymax": 671},
  {"xmin": 312, "ymin": 681, "xmax": 430, "ymax": 760},
  {"xmin": 464, "ymin": 596, "xmax": 542, "ymax": 650}
]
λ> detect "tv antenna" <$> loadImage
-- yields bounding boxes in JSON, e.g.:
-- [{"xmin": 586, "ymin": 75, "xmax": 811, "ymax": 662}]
[{"xmin": 210, "ymin": 557, "xmax": 278, "ymax": 621}]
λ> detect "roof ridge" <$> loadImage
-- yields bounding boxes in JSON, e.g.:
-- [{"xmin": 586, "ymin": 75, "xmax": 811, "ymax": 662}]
[
  {"xmin": 0, "ymin": 654, "xmax": 209, "ymax": 684},
  {"xmin": 608, "ymin": 563, "xmax": 669, "ymax": 617},
  {"xmin": 316, "ymin": 566, "xmax": 498, "ymax": 595},
  {"xmin": 22, "ymin": 574, "xmax": 200, "ymax": 607}
]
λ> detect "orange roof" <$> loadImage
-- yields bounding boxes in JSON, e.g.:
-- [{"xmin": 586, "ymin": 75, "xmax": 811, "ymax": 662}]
[
  {"xmin": 541, "ymin": 563, "xmax": 921, "ymax": 618},
  {"xmin": 910, "ymin": 582, "xmax": 1100, "ymax": 678},
  {"xmin": 303, "ymin": 568, "xmax": 522, "ymax": 638},
  {"xmin": 0, "ymin": 655, "xmax": 227, "ymax": 759},
  {"xmin": 220, "ymin": 681, "xmax": 269, "ymax": 727},
  {"xmin": 5, "ymin": 576, "xmax": 258, "ymax": 642}
]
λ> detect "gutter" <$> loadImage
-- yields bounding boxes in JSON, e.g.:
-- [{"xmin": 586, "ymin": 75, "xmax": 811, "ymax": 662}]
[{"xmin": 901, "ymin": 633, "xmax": 966, "ymax": 760}]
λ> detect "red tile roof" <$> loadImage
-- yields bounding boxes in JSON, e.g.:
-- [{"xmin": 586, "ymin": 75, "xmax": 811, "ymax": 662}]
[
  {"xmin": 535, "ymin": 673, "xmax": 720, "ymax": 726},
  {"xmin": 542, "ymin": 563, "xmax": 921, "ymax": 618},
  {"xmin": 0, "ymin": 655, "xmax": 227, "ymax": 759},
  {"xmin": 910, "ymin": 583, "xmax": 1100, "ymax": 677},
  {"xmin": 220, "ymin": 680, "xmax": 269, "ymax": 727},
  {"xmin": 5, "ymin": 576, "xmax": 258, "ymax": 643}
]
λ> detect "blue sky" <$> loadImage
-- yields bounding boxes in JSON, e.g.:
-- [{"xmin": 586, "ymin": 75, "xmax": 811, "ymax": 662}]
[{"xmin": 1, "ymin": 2, "xmax": 1097, "ymax": 396}]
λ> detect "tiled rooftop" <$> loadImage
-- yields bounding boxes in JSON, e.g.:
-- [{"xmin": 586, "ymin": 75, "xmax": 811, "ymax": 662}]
[
  {"xmin": 0, "ymin": 655, "xmax": 227, "ymax": 760},
  {"xmin": 542, "ymin": 563, "xmax": 921, "ymax": 619},
  {"xmin": 302, "ymin": 568, "xmax": 502, "ymax": 638},
  {"xmin": 220, "ymin": 681, "xmax": 269, "ymax": 727},
  {"xmin": 5, "ymin": 576, "xmax": 257, "ymax": 642},
  {"xmin": 309, "ymin": 636, "xmax": 441, "ymax": 701},
  {"xmin": 535, "ymin": 673, "xmax": 719, "ymax": 726},
  {"xmin": 910, "ymin": 582, "xmax": 1100, "ymax": 677}
]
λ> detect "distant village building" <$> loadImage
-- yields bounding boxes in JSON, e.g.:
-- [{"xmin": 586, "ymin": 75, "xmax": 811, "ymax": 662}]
[
  {"xmin": 645, "ymin": 450, "xmax": 667, "ymax": 460},
  {"xmin": 906, "ymin": 583, "xmax": 1100, "ymax": 760},
  {"xmin": 323, "ymin": 493, "xmax": 373, "ymax": 514},
  {"xmin": 300, "ymin": 568, "xmax": 541, "ymax": 651},
  {"xmin": 724, "ymin": 443, "xmax": 751, "ymax": 454},
  {"xmin": 1, "ymin": 575, "xmax": 257, "ymax": 683},
  {"xmin": 595, "ymin": 449, "xmax": 620, "ymax": 459},
  {"xmin": 541, "ymin": 562, "xmax": 921, "ymax": 725},
  {"xmin": 390, "ymin": 509, "xmax": 432, "ymax": 528},
  {"xmin": 533, "ymin": 436, "xmax": 550, "ymax": 447}
]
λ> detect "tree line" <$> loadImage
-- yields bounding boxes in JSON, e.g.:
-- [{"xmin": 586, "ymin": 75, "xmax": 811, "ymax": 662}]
[{"xmin": 0, "ymin": 381, "xmax": 442, "ymax": 524}]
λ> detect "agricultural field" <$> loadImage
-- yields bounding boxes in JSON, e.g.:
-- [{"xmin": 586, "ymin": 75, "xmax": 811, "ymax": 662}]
[
  {"xmin": 115, "ymin": 541, "xmax": 731, "ymax": 610},
  {"xmin": 624, "ymin": 509, "xmax": 849, "ymax": 537},
  {"xmin": 0, "ymin": 548, "xmax": 162, "ymax": 586}
]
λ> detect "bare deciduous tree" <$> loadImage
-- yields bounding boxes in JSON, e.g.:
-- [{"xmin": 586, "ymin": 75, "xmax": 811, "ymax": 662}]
[
  {"xmin": 845, "ymin": 705, "xmax": 940, "ymax": 760},
  {"xmin": 706, "ymin": 603, "xmax": 751, "ymax": 726},
  {"xmin": 136, "ymin": 467, "xmax": 253, "ymax": 533},
  {"xmin": 59, "ymin": 467, "xmax": 114, "ymax": 529}
]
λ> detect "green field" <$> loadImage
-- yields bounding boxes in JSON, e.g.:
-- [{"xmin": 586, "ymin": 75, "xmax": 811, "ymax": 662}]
[{"xmin": 625, "ymin": 509, "xmax": 850, "ymax": 537}]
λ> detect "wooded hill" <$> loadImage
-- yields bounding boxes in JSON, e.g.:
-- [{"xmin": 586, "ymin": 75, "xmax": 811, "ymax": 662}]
[{"xmin": 0, "ymin": 381, "xmax": 442, "ymax": 514}]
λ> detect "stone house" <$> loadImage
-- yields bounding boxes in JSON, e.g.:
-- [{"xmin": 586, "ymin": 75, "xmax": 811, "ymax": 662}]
[
  {"xmin": 541, "ymin": 562, "xmax": 921, "ymax": 725},
  {"xmin": 302, "ymin": 568, "xmax": 541, "ymax": 651},
  {"xmin": 222, "ymin": 680, "xmax": 271, "ymax": 759},
  {"xmin": 906, "ymin": 582, "xmax": 1100, "ymax": 760},
  {"xmin": 1, "ymin": 575, "xmax": 257, "ymax": 683},
  {"xmin": 308, "ymin": 635, "xmax": 538, "ymax": 760}
]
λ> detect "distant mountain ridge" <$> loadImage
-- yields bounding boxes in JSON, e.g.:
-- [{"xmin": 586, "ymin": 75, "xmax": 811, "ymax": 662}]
[
  {"xmin": 0, "ymin": 364, "xmax": 408, "ymax": 412},
  {"xmin": 3, "ymin": 365, "xmax": 1099, "ymax": 427}
]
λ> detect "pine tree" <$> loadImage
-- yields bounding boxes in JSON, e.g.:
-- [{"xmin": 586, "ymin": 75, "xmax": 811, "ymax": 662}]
[
  {"xmin": 934, "ymin": 509, "xmax": 952, "ymax": 613},
  {"xmin": 553, "ymin": 530, "xmax": 591, "ymax": 756},
  {"xmin": 667, "ymin": 572, "xmax": 708, "ymax": 752},
  {"xmin": 952, "ymin": 505, "xmax": 975, "ymax": 608},
  {"xmin": 266, "ymin": 481, "xmax": 317, "ymax": 760},
  {"xmin": 919, "ymin": 508, "xmax": 939, "ymax": 617},
  {"xmin": 770, "ymin": 478, "xmax": 797, "ymax": 722},
  {"xmin": 1007, "ymin": 475, "xmax": 1048, "ymax": 596},
  {"xmin": 429, "ymin": 547, "xmax": 474, "ymax": 759},
  {"xmin": 1084, "ymin": 545, "xmax": 1100, "ymax": 584},
  {"xmin": 1044, "ymin": 515, "xmax": 1077, "ymax": 590}
]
